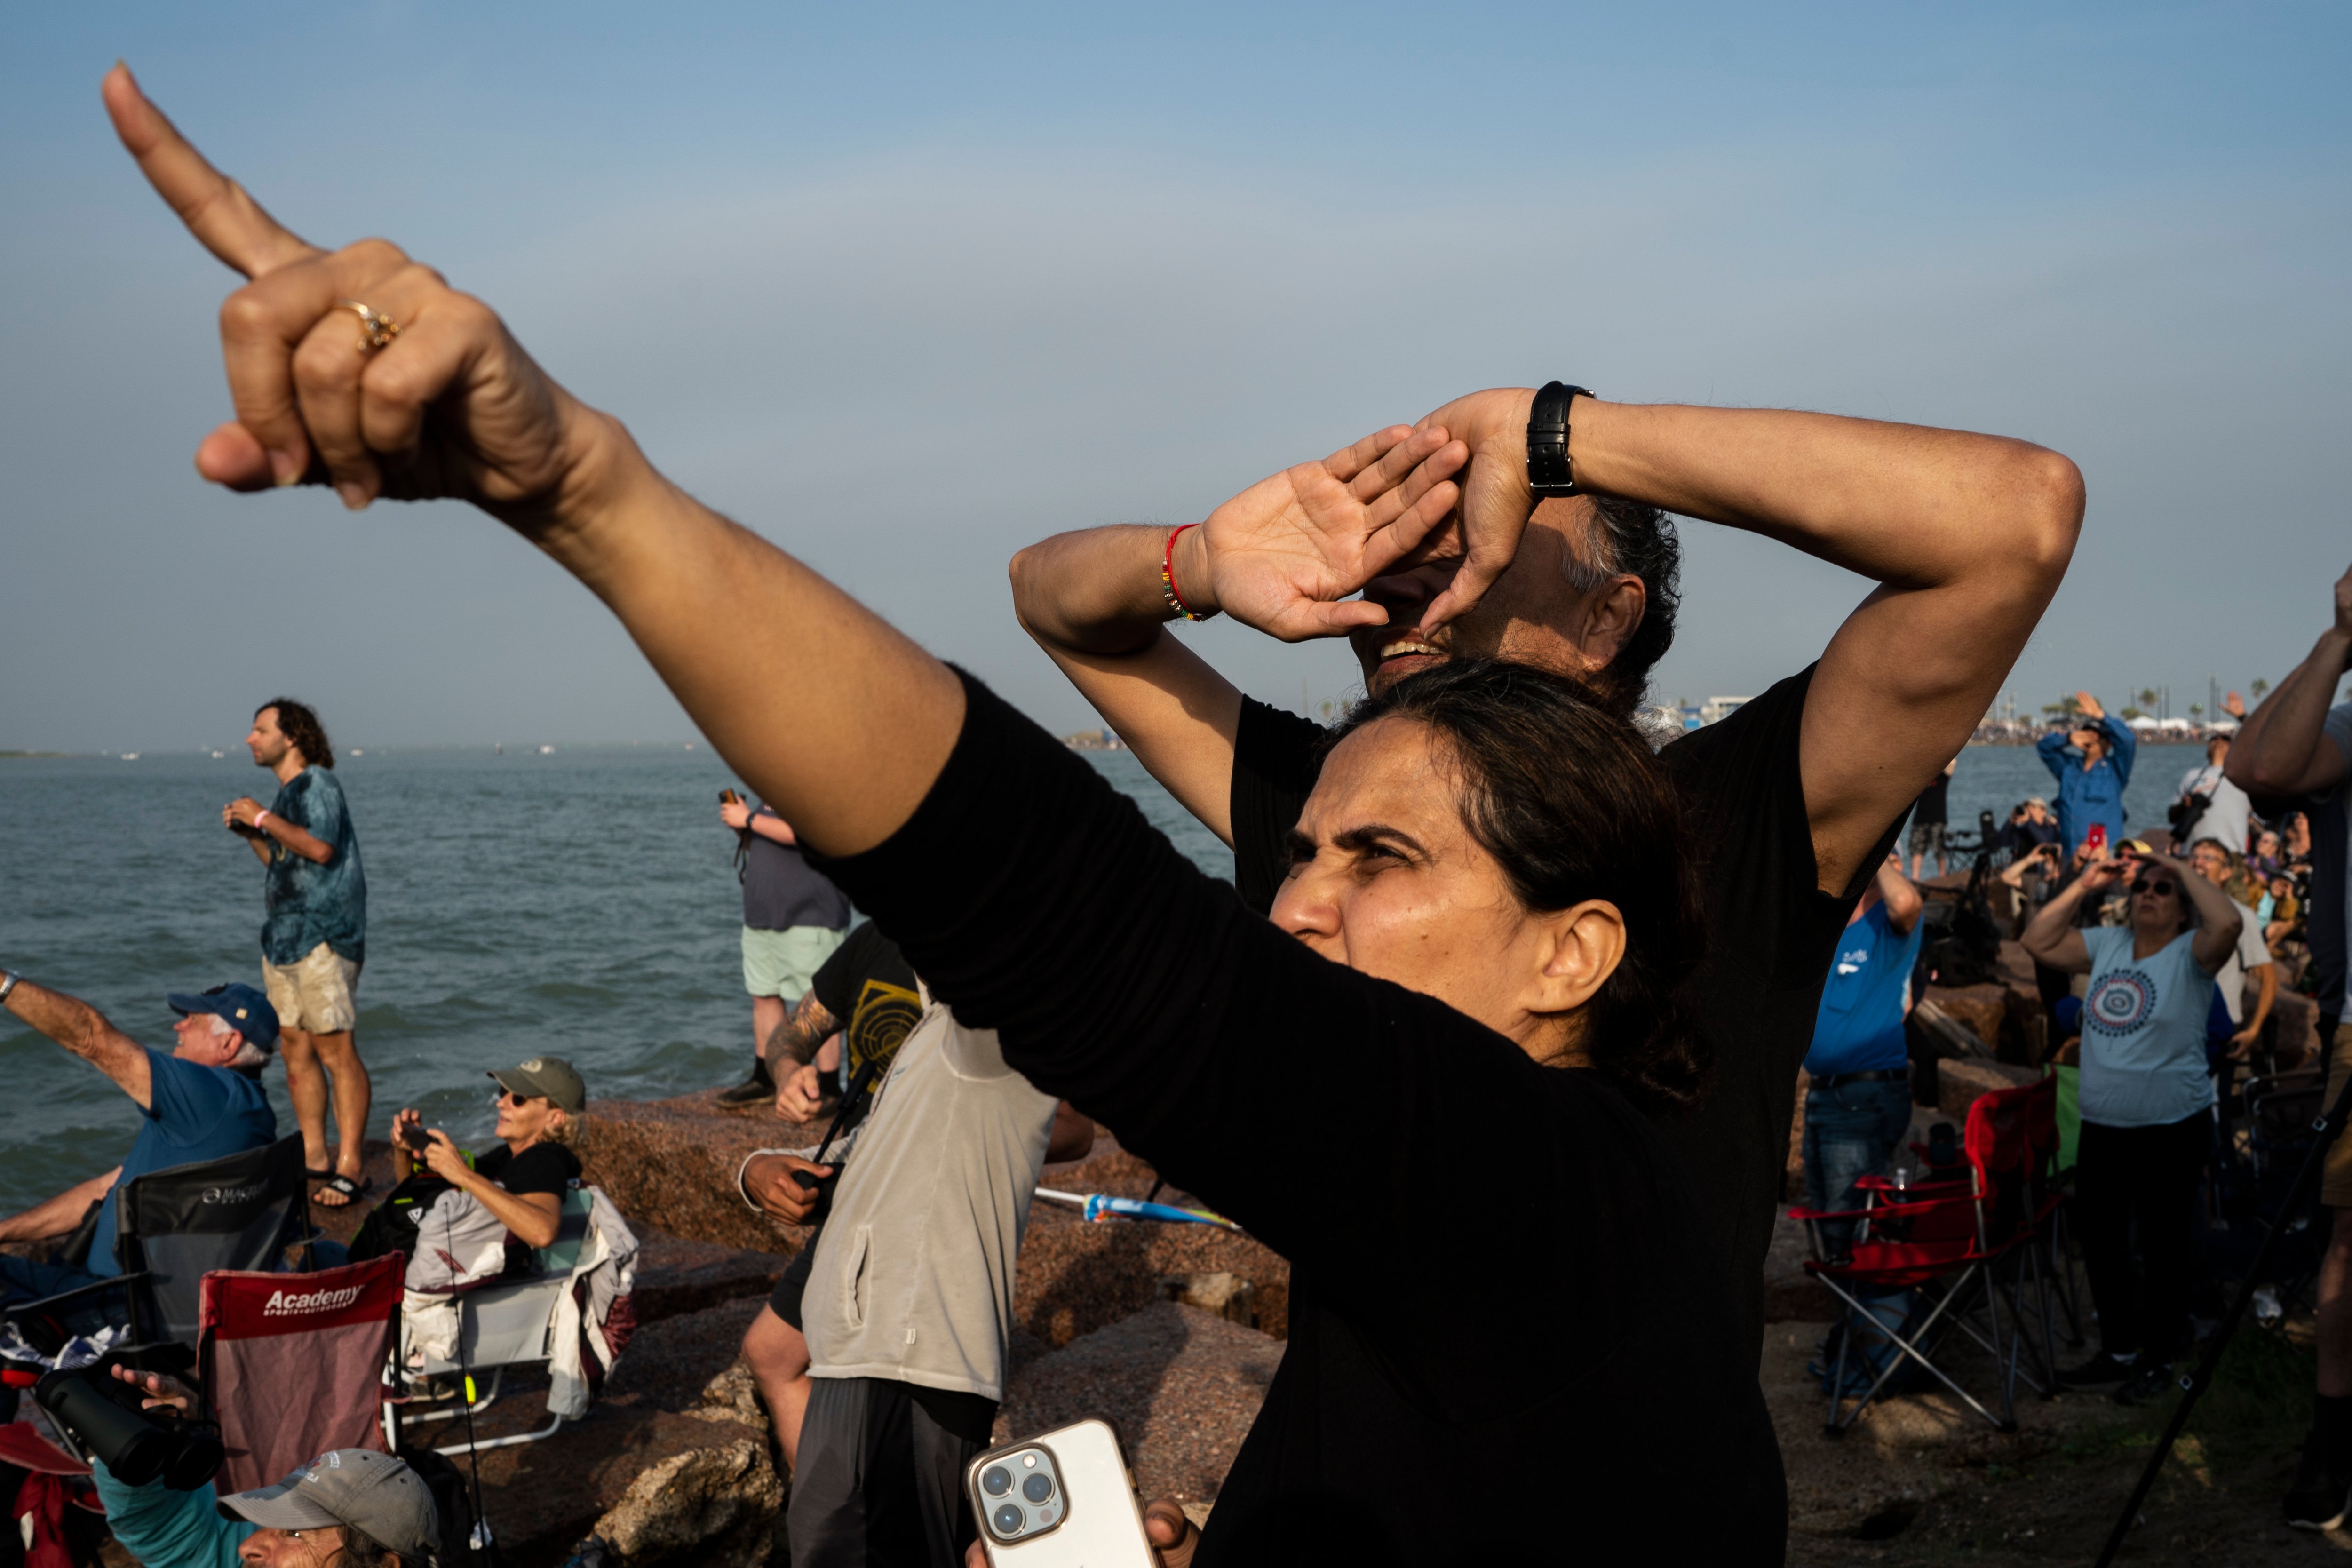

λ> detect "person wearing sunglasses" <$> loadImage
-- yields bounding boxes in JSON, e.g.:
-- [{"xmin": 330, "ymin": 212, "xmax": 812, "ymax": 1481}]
[
  {"xmin": 384, "ymin": 1056, "xmax": 587, "ymax": 1252},
  {"xmin": 2021, "ymin": 846, "xmax": 2242, "ymax": 1404}
]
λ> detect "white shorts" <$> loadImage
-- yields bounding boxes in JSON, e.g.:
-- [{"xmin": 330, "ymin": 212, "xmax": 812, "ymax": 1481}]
[{"xmin": 262, "ymin": 943, "xmax": 363, "ymax": 1034}]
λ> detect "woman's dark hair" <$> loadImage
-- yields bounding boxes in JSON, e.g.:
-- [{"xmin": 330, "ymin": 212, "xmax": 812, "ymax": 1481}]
[
  {"xmin": 1328, "ymin": 657, "xmax": 1710, "ymax": 1115},
  {"xmin": 1563, "ymin": 495, "xmax": 1681, "ymax": 716},
  {"xmin": 258, "ymin": 697, "xmax": 335, "ymax": 770}
]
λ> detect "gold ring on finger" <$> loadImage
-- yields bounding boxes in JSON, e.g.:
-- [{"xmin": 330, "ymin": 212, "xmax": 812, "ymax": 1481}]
[{"xmin": 336, "ymin": 298, "xmax": 402, "ymax": 353}]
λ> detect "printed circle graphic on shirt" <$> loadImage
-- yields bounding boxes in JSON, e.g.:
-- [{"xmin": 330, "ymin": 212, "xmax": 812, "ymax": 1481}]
[
  {"xmin": 2085, "ymin": 969, "xmax": 2158, "ymax": 1036},
  {"xmin": 845, "ymin": 979, "xmax": 924, "ymax": 1081}
]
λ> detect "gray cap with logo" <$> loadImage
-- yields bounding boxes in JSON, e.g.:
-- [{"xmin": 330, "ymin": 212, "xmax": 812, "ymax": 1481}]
[
  {"xmin": 218, "ymin": 1448, "xmax": 439, "ymax": 1561},
  {"xmin": 487, "ymin": 1054, "xmax": 586, "ymax": 1115}
]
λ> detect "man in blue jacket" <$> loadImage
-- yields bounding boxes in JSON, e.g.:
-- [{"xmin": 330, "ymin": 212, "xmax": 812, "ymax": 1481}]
[{"xmin": 2037, "ymin": 691, "xmax": 2137, "ymax": 854}]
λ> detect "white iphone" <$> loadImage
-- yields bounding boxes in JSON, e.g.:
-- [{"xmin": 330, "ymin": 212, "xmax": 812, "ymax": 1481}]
[{"xmin": 965, "ymin": 1417, "xmax": 1157, "ymax": 1567}]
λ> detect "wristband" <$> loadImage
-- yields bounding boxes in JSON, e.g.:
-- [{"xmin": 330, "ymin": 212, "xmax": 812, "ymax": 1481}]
[
  {"xmin": 0, "ymin": 971, "xmax": 19, "ymax": 1006},
  {"xmin": 254, "ymin": 810, "xmax": 274, "ymax": 832},
  {"xmin": 1526, "ymin": 381, "xmax": 1594, "ymax": 499},
  {"xmin": 1160, "ymin": 524, "xmax": 1217, "ymax": 622}
]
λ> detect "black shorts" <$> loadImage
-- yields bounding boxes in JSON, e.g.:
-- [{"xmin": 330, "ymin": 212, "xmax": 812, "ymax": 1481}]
[{"xmin": 768, "ymin": 1231, "xmax": 819, "ymax": 1330}]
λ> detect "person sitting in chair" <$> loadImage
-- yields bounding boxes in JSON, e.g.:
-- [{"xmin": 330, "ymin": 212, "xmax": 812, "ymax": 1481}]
[
  {"xmin": 95, "ymin": 1367, "xmax": 441, "ymax": 1568},
  {"xmin": 0, "ymin": 971, "xmax": 278, "ymax": 1307},
  {"xmin": 355, "ymin": 1056, "xmax": 588, "ymax": 1275}
]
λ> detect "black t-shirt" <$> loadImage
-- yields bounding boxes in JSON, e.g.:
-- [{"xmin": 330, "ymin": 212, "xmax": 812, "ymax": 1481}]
[
  {"xmin": 1230, "ymin": 668, "xmax": 1898, "ymax": 1362},
  {"xmin": 813, "ymin": 672, "xmax": 1784, "ymax": 1567},
  {"xmin": 810, "ymin": 919, "xmax": 924, "ymax": 1085},
  {"xmin": 1911, "ymin": 774, "xmax": 1951, "ymax": 827},
  {"xmin": 474, "ymin": 1139, "xmax": 581, "ymax": 1198}
]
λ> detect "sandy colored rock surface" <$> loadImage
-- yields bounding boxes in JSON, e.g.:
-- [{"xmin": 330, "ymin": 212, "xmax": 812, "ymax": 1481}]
[
  {"xmin": 995, "ymin": 1302, "xmax": 1283, "ymax": 1509},
  {"xmin": 583, "ymin": 1092, "xmax": 820, "ymax": 1255},
  {"xmin": 591, "ymin": 1437, "xmax": 781, "ymax": 1568},
  {"xmin": 1926, "ymin": 983, "xmax": 2011, "ymax": 1054},
  {"xmin": 394, "ymin": 1297, "xmax": 771, "ymax": 1568}
]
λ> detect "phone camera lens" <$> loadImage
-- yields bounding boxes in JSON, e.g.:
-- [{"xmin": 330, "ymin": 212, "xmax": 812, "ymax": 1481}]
[
  {"xmin": 981, "ymin": 1466, "xmax": 1012, "ymax": 1497},
  {"xmin": 992, "ymin": 1503, "xmax": 1025, "ymax": 1536},
  {"xmin": 1022, "ymin": 1472, "xmax": 1055, "ymax": 1504}
]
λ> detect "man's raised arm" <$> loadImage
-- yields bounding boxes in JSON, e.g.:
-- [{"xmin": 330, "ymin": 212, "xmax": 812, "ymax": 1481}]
[
  {"xmin": 3, "ymin": 977, "xmax": 152, "ymax": 1107},
  {"xmin": 1416, "ymin": 390, "xmax": 2084, "ymax": 895},
  {"xmin": 1011, "ymin": 431, "xmax": 1463, "ymax": 845},
  {"xmin": 2228, "ymin": 562, "xmax": 2352, "ymax": 803}
]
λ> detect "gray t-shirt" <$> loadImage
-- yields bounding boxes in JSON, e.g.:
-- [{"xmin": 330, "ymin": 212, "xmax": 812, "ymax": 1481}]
[
  {"xmin": 742, "ymin": 799, "xmax": 852, "ymax": 932},
  {"xmin": 801, "ymin": 1000, "xmax": 1057, "ymax": 1401},
  {"xmin": 2212, "ymin": 895, "xmax": 2273, "ymax": 1026}
]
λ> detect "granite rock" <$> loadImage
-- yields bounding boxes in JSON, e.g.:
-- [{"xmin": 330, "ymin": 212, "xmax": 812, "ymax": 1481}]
[
  {"xmin": 582, "ymin": 1092, "xmax": 820, "ymax": 1256},
  {"xmin": 1935, "ymin": 1057, "xmax": 2038, "ymax": 1121},
  {"xmin": 400, "ymin": 1297, "xmax": 771, "ymax": 1568},
  {"xmin": 1922, "ymin": 984, "xmax": 2009, "ymax": 1055},
  {"xmin": 994, "ymin": 1302, "xmax": 1283, "ymax": 1509},
  {"xmin": 589, "ymin": 1438, "xmax": 782, "ymax": 1568},
  {"xmin": 1157, "ymin": 1272, "xmax": 1255, "ymax": 1328}
]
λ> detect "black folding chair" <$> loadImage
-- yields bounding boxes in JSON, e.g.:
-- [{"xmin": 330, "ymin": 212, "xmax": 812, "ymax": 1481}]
[{"xmin": 5, "ymin": 1135, "xmax": 312, "ymax": 1364}]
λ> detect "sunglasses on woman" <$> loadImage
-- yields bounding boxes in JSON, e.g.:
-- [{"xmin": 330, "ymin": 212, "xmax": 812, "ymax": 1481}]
[{"xmin": 2130, "ymin": 877, "xmax": 2177, "ymax": 898}]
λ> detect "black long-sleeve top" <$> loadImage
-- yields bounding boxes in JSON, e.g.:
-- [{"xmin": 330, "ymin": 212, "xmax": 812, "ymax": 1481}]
[{"xmin": 816, "ymin": 672, "xmax": 1786, "ymax": 1566}]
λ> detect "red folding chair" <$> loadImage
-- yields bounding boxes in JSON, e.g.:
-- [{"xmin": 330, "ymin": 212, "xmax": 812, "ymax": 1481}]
[
  {"xmin": 1791, "ymin": 1075, "xmax": 2065, "ymax": 1435},
  {"xmin": 198, "ymin": 1254, "xmax": 403, "ymax": 1493}
]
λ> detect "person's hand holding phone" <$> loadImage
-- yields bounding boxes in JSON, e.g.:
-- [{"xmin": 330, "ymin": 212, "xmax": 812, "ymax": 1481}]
[
  {"xmin": 721, "ymin": 790, "xmax": 753, "ymax": 832},
  {"xmin": 962, "ymin": 1500, "xmax": 1199, "ymax": 1568},
  {"xmin": 743, "ymin": 1153, "xmax": 834, "ymax": 1226}
]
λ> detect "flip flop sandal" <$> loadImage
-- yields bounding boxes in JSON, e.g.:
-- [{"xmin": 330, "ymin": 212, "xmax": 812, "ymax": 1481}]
[
  {"xmin": 304, "ymin": 1168, "xmax": 336, "ymax": 1181},
  {"xmin": 310, "ymin": 1173, "xmax": 368, "ymax": 1209}
]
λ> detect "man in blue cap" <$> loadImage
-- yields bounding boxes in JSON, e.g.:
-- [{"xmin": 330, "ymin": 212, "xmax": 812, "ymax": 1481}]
[{"xmin": 0, "ymin": 969, "xmax": 278, "ymax": 1306}]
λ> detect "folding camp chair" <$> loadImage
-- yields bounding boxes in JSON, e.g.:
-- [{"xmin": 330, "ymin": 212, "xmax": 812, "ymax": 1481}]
[
  {"xmin": 1792, "ymin": 1075, "xmax": 2065, "ymax": 1435},
  {"xmin": 200, "ymin": 1253, "xmax": 404, "ymax": 1493},
  {"xmin": 398, "ymin": 1189, "xmax": 594, "ymax": 1456},
  {"xmin": 4, "ymin": 1135, "xmax": 313, "ymax": 1367}
]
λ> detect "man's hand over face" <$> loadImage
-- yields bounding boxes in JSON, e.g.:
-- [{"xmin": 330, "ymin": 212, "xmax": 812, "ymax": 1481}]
[
  {"xmin": 102, "ymin": 64, "xmax": 602, "ymax": 524},
  {"xmin": 1188, "ymin": 426, "xmax": 1464, "ymax": 641},
  {"xmin": 1407, "ymin": 387, "xmax": 1540, "ymax": 634}
]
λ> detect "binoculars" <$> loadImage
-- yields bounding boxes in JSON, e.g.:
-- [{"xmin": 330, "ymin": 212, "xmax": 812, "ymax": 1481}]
[{"xmin": 34, "ymin": 1357, "xmax": 223, "ymax": 1491}]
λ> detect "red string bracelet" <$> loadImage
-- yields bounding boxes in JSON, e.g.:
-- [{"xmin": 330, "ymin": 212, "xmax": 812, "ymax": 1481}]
[{"xmin": 1161, "ymin": 524, "xmax": 1217, "ymax": 621}]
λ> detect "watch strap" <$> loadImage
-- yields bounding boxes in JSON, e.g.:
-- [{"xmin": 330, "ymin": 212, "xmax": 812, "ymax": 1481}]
[
  {"xmin": 1526, "ymin": 381, "xmax": 1593, "ymax": 498},
  {"xmin": 0, "ymin": 971, "xmax": 19, "ymax": 1006}
]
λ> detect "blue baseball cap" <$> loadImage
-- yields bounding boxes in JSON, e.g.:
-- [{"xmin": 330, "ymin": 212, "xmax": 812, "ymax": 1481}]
[{"xmin": 167, "ymin": 983, "xmax": 281, "ymax": 1053}]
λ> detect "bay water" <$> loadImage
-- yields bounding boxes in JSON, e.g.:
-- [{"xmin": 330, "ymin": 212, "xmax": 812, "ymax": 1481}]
[{"xmin": 0, "ymin": 738, "xmax": 2203, "ymax": 1218}]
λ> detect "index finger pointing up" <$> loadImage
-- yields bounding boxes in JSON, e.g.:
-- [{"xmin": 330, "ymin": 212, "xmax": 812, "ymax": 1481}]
[{"xmin": 101, "ymin": 62, "xmax": 319, "ymax": 279}]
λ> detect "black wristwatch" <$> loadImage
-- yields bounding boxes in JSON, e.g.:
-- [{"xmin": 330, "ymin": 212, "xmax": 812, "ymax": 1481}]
[{"xmin": 1526, "ymin": 381, "xmax": 1594, "ymax": 499}]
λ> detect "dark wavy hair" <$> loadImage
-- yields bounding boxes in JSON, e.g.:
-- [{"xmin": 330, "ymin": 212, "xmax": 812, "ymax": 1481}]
[
  {"xmin": 257, "ymin": 697, "xmax": 334, "ymax": 770},
  {"xmin": 1565, "ymin": 495, "xmax": 1681, "ymax": 717},
  {"xmin": 1328, "ymin": 657, "xmax": 1710, "ymax": 1115}
]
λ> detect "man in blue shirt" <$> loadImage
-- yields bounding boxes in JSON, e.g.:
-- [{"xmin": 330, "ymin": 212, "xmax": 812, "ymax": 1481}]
[
  {"xmin": 0, "ymin": 972, "xmax": 278, "ymax": 1305},
  {"xmin": 1802, "ymin": 852, "xmax": 1927, "ymax": 1250},
  {"xmin": 1800, "ymin": 852, "xmax": 1925, "ymax": 1397},
  {"xmin": 2035, "ymin": 692, "xmax": 2138, "ymax": 855},
  {"xmin": 226, "ymin": 698, "xmax": 369, "ymax": 1210}
]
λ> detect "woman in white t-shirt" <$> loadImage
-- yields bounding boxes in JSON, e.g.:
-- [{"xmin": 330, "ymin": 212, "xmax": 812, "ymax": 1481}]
[{"xmin": 2023, "ymin": 846, "xmax": 2242, "ymax": 1401}]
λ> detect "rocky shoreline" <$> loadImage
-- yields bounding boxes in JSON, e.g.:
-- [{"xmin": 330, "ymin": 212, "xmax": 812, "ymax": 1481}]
[{"xmin": 311, "ymin": 1090, "xmax": 1297, "ymax": 1566}]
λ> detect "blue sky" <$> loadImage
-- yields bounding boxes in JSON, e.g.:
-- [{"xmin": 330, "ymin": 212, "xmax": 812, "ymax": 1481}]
[{"xmin": 3, "ymin": 2, "xmax": 2347, "ymax": 748}]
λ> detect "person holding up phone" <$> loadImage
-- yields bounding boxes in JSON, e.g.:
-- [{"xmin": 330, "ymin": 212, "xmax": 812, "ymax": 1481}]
[
  {"xmin": 353, "ymin": 1056, "xmax": 588, "ymax": 1270},
  {"xmin": 2021, "ymin": 846, "xmax": 2239, "ymax": 1404}
]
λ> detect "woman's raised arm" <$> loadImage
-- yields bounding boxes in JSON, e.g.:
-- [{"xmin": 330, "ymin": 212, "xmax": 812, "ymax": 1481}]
[{"xmin": 105, "ymin": 63, "xmax": 965, "ymax": 856}]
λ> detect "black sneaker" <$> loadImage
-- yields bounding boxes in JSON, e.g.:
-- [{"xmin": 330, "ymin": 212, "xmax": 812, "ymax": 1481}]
[
  {"xmin": 2113, "ymin": 1360, "xmax": 2181, "ymax": 1407},
  {"xmin": 716, "ymin": 1064, "xmax": 775, "ymax": 1110},
  {"xmin": 2286, "ymin": 1430, "xmax": 2352, "ymax": 1531},
  {"xmin": 2057, "ymin": 1350, "xmax": 2138, "ymax": 1386}
]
